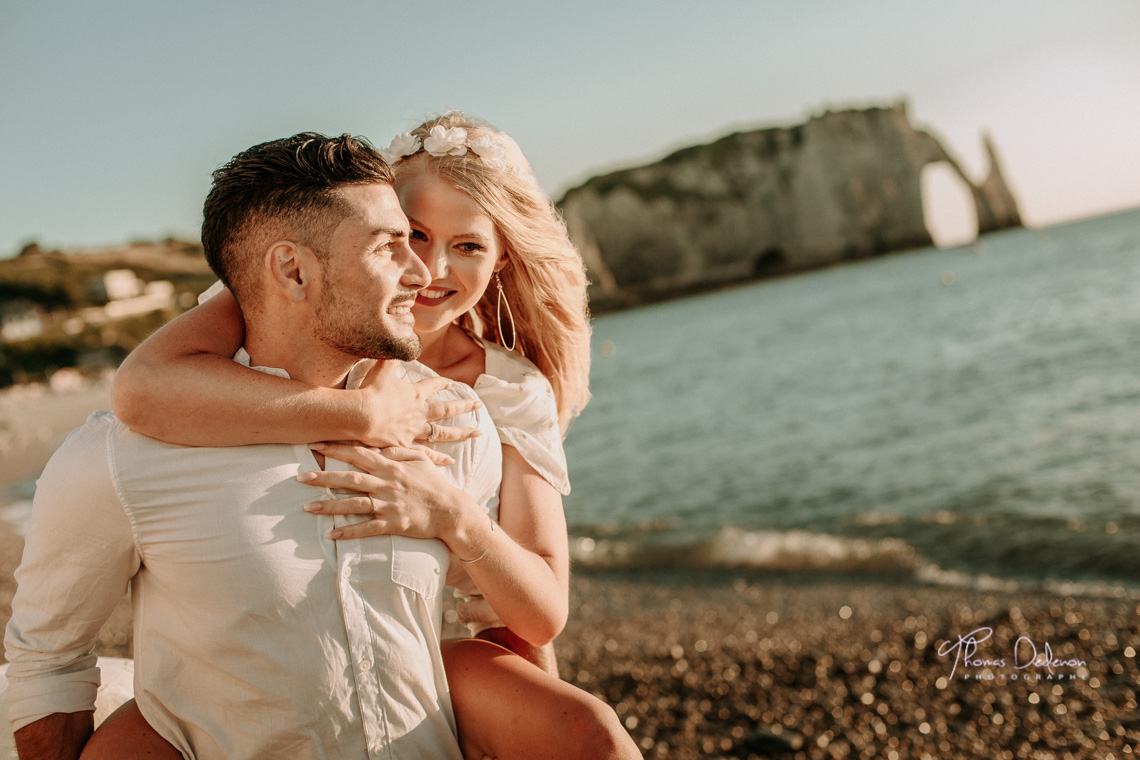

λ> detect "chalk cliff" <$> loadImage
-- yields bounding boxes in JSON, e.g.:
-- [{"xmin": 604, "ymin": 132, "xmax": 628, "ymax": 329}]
[{"xmin": 559, "ymin": 103, "xmax": 1022, "ymax": 307}]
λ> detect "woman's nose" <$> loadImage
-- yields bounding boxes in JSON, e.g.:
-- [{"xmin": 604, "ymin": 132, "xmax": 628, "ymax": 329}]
[{"xmin": 424, "ymin": 246, "xmax": 448, "ymax": 279}]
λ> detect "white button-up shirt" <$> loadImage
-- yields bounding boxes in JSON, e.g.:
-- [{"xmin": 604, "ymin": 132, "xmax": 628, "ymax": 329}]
[{"xmin": 4, "ymin": 353, "xmax": 501, "ymax": 759}]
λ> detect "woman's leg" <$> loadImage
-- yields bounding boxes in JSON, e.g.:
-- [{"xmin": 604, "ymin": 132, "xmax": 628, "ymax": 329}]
[
  {"xmin": 443, "ymin": 638, "xmax": 641, "ymax": 760},
  {"xmin": 79, "ymin": 699, "xmax": 183, "ymax": 760},
  {"xmin": 76, "ymin": 643, "xmax": 639, "ymax": 760},
  {"xmin": 475, "ymin": 626, "xmax": 559, "ymax": 676}
]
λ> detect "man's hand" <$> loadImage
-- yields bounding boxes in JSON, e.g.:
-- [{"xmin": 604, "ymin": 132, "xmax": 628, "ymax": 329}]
[
  {"xmin": 14, "ymin": 711, "xmax": 93, "ymax": 760},
  {"xmin": 354, "ymin": 362, "xmax": 482, "ymax": 448}
]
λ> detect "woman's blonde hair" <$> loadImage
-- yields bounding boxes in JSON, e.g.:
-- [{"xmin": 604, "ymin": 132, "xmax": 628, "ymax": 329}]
[{"xmin": 394, "ymin": 112, "xmax": 592, "ymax": 431}]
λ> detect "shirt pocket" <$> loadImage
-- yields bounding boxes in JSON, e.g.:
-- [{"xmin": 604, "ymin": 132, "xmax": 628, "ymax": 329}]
[{"xmin": 390, "ymin": 535, "xmax": 449, "ymax": 598}]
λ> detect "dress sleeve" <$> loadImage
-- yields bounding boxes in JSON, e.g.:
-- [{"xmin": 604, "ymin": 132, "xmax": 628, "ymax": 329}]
[
  {"xmin": 4, "ymin": 414, "xmax": 142, "ymax": 732},
  {"xmin": 198, "ymin": 280, "xmax": 226, "ymax": 305},
  {"xmin": 474, "ymin": 351, "xmax": 570, "ymax": 496}
]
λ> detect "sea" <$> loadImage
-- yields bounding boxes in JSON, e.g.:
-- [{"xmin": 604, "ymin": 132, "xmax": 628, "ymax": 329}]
[
  {"xmin": 562, "ymin": 207, "xmax": 1140, "ymax": 595},
  {"xmin": 3, "ymin": 208, "xmax": 1140, "ymax": 595}
]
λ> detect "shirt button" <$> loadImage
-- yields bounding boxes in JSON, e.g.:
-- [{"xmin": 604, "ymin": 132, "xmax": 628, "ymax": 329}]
[
  {"xmin": 433, "ymin": 566, "xmax": 440, "ymax": 575},
  {"xmin": 359, "ymin": 660, "xmax": 372, "ymax": 672},
  {"xmin": 342, "ymin": 566, "xmax": 353, "ymax": 578}
]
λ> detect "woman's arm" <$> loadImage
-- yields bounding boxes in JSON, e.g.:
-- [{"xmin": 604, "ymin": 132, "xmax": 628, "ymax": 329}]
[
  {"xmin": 301, "ymin": 443, "xmax": 569, "ymax": 646},
  {"xmin": 112, "ymin": 289, "xmax": 478, "ymax": 447},
  {"xmin": 468, "ymin": 445, "xmax": 569, "ymax": 643}
]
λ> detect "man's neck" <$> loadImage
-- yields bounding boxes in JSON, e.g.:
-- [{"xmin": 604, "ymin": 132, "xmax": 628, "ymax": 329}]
[{"xmin": 243, "ymin": 326, "xmax": 357, "ymax": 389}]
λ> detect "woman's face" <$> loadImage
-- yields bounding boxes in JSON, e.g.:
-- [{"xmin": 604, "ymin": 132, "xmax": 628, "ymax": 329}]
[{"xmin": 395, "ymin": 165, "xmax": 507, "ymax": 337}]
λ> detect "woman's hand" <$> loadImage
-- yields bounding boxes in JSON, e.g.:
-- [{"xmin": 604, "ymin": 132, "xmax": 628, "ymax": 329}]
[
  {"xmin": 353, "ymin": 361, "xmax": 483, "ymax": 449},
  {"xmin": 300, "ymin": 442, "xmax": 570, "ymax": 646},
  {"xmin": 297, "ymin": 442, "xmax": 488, "ymax": 553}
]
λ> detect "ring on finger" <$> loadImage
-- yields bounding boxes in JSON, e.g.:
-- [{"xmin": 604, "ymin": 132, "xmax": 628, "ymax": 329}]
[
  {"xmin": 368, "ymin": 494, "xmax": 377, "ymax": 519},
  {"xmin": 426, "ymin": 422, "xmax": 439, "ymax": 443}
]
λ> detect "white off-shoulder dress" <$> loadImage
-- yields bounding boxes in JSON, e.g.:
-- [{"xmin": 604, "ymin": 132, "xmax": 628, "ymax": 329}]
[{"xmin": 444, "ymin": 340, "xmax": 571, "ymax": 636}]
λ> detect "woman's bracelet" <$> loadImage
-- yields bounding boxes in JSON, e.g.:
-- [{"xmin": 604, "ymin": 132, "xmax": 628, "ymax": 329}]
[{"xmin": 458, "ymin": 514, "xmax": 496, "ymax": 564}]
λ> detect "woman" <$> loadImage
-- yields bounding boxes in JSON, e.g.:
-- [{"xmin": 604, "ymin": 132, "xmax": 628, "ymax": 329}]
[{"xmin": 90, "ymin": 114, "xmax": 638, "ymax": 759}]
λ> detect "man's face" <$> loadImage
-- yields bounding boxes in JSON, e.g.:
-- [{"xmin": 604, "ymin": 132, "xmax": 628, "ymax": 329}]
[{"xmin": 311, "ymin": 182, "xmax": 430, "ymax": 361}]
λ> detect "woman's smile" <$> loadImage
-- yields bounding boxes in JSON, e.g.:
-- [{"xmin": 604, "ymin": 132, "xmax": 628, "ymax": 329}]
[{"xmin": 415, "ymin": 286, "xmax": 458, "ymax": 309}]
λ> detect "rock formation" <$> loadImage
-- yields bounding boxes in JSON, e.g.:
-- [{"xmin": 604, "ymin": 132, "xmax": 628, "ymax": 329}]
[{"xmin": 558, "ymin": 102, "xmax": 1022, "ymax": 307}]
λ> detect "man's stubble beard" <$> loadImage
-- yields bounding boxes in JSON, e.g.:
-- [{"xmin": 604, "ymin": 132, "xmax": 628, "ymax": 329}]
[{"xmin": 313, "ymin": 286, "xmax": 422, "ymax": 362}]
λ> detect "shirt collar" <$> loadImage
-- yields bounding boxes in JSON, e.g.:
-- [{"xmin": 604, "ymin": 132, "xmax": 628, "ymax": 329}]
[{"xmin": 232, "ymin": 347, "xmax": 371, "ymax": 390}]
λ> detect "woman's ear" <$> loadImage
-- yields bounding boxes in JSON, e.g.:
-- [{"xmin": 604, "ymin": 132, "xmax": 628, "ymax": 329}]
[
  {"xmin": 265, "ymin": 241, "xmax": 318, "ymax": 302},
  {"xmin": 493, "ymin": 252, "xmax": 510, "ymax": 273}
]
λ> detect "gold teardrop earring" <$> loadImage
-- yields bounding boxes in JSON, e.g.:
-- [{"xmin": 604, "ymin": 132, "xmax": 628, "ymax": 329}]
[{"xmin": 495, "ymin": 273, "xmax": 517, "ymax": 351}]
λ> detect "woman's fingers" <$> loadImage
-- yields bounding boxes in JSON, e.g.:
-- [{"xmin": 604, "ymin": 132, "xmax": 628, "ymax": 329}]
[
  {"xmin": 380, "ymin": 445, "xmax": 435, "ymax": 462},
  {"xmin": 297, "ymin": 468, "xmax": 379, "ymax": 492},
  {"xmin": 425, "ymin": 397, "xmax": 483, "ymax": 422},
  {"xmin": 413, "ymin": 376, "xmax": 454, "ymax": 397},
  {"xmin": 418, "ymin": 396, "xmax": 484, "ymax": 444},
  {"xmin": 309, "ymin": 440, "xmax": 455, "ymax": 467},
  {"xmin": 303, "ymin": 495, "xmax": 376, "ymax": 515},
  {"xmin": 419, "ymin": 446, "xmax": 456, "ymax": 466},
  {"xmin": 307, "ymin": 441, "xmax": 392, "ymax": 471},
  {"xmin": 413, "ymin": 378, "xmax": 484, "ymax": 423},
  {"xmin": 327, "ymin": 518, "xmax": 396, "ymax": 541},
  {"xmin": 416, "ymin": 420, "xmax": 481, "ymax": 444}
]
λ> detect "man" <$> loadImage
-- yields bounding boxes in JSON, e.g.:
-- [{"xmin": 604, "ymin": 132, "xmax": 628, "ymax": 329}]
[{"xmin": 4, "ymin": 133, "xmax": 497, "ymax": 759}]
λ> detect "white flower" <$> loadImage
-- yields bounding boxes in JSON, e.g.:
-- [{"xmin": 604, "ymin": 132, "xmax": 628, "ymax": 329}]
[
  {"xmin": 508, "ymin": 164, "xmax": 540, "ymax": 188},
  {"xmin": 468, "ymin": 133, "xmax": 508, "ymax": 170},
  {"xmin": 379, "ymin": 132, "xmax": 422, "ymax": 164},
  {"xmin": 423, "ymin": 126, "xmax": 468, "ymax": 156}
]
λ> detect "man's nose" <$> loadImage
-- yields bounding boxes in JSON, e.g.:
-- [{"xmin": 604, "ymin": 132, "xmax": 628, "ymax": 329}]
[{"xmin": 398, "ymin": 240, "xmax": 430, "ymax": 288}]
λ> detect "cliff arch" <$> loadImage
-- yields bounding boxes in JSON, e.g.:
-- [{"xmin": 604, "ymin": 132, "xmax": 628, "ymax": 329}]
[
  {"xmin": 921, "ymin": 163, "xmax": 977, "ymax": 247},
  {"xmin": 560, "ymin": 104, "xmax": 1023, "ymax": 308}
]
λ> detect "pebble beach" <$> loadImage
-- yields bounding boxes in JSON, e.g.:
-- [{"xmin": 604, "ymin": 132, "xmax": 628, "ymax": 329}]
[
  {"xmin": 555, "ymin": 570, "xmax": 1139, "ymax": 759},
  {"xmin": 1, "ymin": 382, "xmax": 1138, "ymax": 758}
]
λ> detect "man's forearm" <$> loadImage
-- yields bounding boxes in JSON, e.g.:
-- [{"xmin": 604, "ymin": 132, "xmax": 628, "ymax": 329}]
[{"xmin": 14, "ymin": 711, "xmax": 93, "ymax": 760}]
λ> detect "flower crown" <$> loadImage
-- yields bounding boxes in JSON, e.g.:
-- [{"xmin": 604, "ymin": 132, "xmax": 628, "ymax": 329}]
[{"xmin": 379, "ymin": 125, "xmax": 538, "ymax": 187}]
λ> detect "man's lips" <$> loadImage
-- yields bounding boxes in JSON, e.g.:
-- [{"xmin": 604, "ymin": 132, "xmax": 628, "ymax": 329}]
[{"xmin": 386, "ymin": 296, "xmax": 417, "ymax": 319}]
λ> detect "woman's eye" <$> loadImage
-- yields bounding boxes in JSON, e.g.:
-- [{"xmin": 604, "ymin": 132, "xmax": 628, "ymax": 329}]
[
  {"xmin": 456, "ymin": 243, "xmax": 483, "ymax": 255},
  {"xmin": 410, "ymin": 229, "xmax": 428, "ymax": 243}
]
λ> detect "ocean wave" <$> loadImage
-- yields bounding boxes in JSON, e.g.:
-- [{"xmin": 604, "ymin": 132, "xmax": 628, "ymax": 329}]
[
  {"xmin": 570, "ymin": 526, "xmax": 922, "ymax": 574},
  {"xmin": 568, "ymin": 526, "xmax": 1140, "ymax": 598}
]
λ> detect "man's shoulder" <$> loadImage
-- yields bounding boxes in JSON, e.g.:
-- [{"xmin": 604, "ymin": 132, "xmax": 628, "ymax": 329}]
[
  {"xmin": 400, "ymin": 361, "xmax": 494, "ymax": 432},
  {"xmin": 51, "ymin": 409, "xmax": 120, "ymax": 457},
  {"xmin": 34, "ymin": 411, "xmax": 126, "ymax": 508},
  {"xmin": 41, "ymin": 409, "xmax": 171, "ymax": 482},
  {"xmin": 398, "ymin": 360, "xmax": 477, "ymax": 399},
  {"xmin": 54, "ymin": 410, "xmax": 184, "ymax": 458},
  {"xmin": 45, "ymin": 410, "xmax": 256, "ymax": 486},
  {"xmin": 398, "ymin": 361, "xmax": 500, "ymax": 495}
]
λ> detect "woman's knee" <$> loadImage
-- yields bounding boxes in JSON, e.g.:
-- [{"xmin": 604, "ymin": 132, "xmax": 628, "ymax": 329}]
[
  {"xmin": 558, "ymin": 691, "xmax": 640, "ymax": 760},
  {"xmin": 441, "ymin": 638, "xmax": 640, "ymax": 760}
]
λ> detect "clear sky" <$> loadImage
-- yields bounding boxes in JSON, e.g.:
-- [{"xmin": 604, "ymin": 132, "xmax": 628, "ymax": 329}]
[{"xmin": 2, "ymin": 0, "xmax": 1138, "ymax": 255}]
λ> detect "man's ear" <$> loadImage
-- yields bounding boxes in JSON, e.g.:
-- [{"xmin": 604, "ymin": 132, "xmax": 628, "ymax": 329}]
[{"xmin": 265, "ymin": 241, "xmax": 319, "ymax": 302}]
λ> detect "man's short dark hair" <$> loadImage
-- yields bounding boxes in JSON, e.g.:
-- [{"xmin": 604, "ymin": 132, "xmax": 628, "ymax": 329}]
[{"xmin": 201, "ymin": 132, "xmax": 394, "ymax": 308}]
